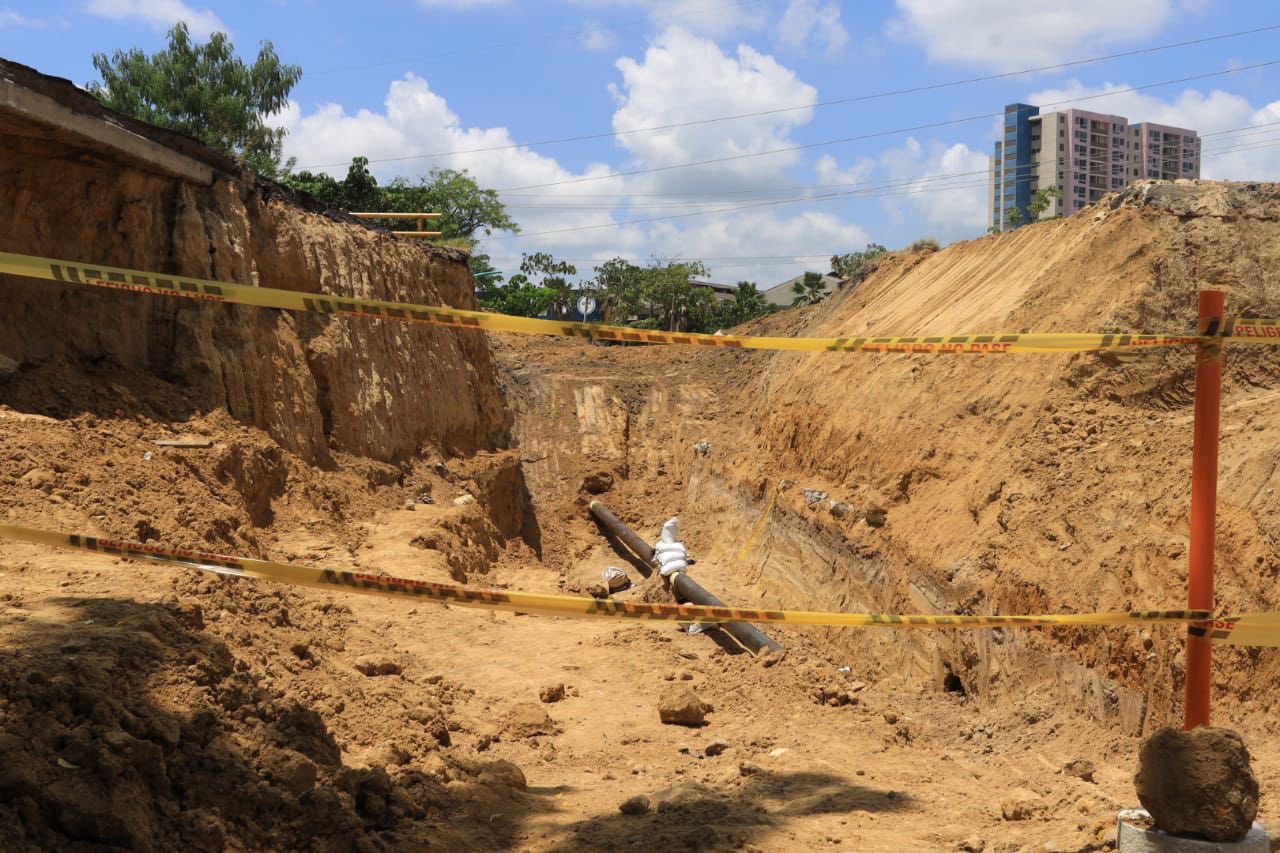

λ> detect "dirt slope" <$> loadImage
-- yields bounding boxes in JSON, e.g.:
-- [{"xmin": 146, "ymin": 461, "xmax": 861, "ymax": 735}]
[
  {"xmin": 3, "ymin": 58, "xmax": 1280, "ymax": 851},
  {"xmin": 697, "ymin": 181, "xmax": 1280, "ymax": 734}
]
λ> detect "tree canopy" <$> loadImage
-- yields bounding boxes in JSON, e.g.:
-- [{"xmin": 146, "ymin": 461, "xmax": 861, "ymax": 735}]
[
  {"xmin": 88, "ymin": 22, "xmax": 301, "ymax": 176},
  {"xmin": 281, "ymin": 158, "xmax": 519, "ymax": 243},
  {"xmin": 481, "ymin": 255, "xmax": 772, "ymax": 333},
  {"xmin": 830, "ymin": 243, "xmax": 886, "ymax": 282}
]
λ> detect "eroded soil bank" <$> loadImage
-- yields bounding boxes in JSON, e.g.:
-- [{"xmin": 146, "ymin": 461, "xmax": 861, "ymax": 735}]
[{"xmin": 3, "ymin": 57, "xmax": 1280, "ymax": 853}]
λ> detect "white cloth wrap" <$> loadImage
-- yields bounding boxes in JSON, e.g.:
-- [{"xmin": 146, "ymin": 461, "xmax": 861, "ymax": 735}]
[{"xmin": 653, "ymin": 518, "xmax": 688, "ymax": 577}]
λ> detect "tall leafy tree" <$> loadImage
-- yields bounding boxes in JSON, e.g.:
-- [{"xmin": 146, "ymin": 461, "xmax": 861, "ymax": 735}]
[
  {"xmin": 87, "ymin": 22, "xmax": 301, "ymax": 176},
  {"xmin": 387, "ymin": 168, "xmax": 519, "ymax": 239},
  {"xmin": 590, "ymin": 257, "xmax": 646, "ymax": 323},
  {"xmin": 520, "ymin": 252, "xmax": 577, "ymax": 319},
  {"xmin": 282, "ymin": 159, "xmax": 519, "ymax": 244},
  {"xmin": 642, "ymin": 260, "xmax": 712, "ymax": 332},
  {"xmin": 719, "ymin": 281, "xmax": 770, "ymax": 327},
  {"xmin": 480, "ymin": 274, "xmax": 555, "ymax": 318},
  {"xmin": 283, "ymin": 156, "xmax": 381, "ymax": 210}
]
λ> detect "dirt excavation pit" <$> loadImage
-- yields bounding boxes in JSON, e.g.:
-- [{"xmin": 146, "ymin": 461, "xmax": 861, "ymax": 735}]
[{"xmin": 5, "ymin": 61, "xmax": 1280, "ymax": 851}]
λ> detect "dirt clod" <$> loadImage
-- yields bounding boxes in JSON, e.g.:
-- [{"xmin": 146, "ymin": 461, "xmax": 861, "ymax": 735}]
[
  {"xmin": 1135, "ymin": 726, "xmax": 1260, "ymax": 841},
  {"xmin": 658, "ymin": 685, "xmax": 712, "ymax": 726},
  {"xmin": 538, "ymin": 683, "xmax": 565, "ymax": 703},
  {"xmin": 581, "ymin": 471, "xmax": 614, "ymax": 494},
  {"xmin": 354, "ymin": 655, "xmax": 401, "ymax": 677},
  {"xmin": 619, "ymin": 794, "xmax": 650, "ymax": 815},
  {"xmin": 704, "ymin": 740, "xmax": 729, "ymax": 757},
  {"xmin": 1000, "ymin": 789, "xmax": 1043, "ymax": 821},
  {"xmin": 1063, "ymin": 758, "xmax": 1095, "ymax": 783},
  {"xmin": 504, "ymin": 703, "xmax": 558, "ymax": 738}
]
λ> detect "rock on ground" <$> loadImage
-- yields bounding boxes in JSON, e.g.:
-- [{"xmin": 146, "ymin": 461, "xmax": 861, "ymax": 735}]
[
  {"xmin": 619, "ymin": 795, "xmax": 650, "ymax": 815},
  {"xmin": 1000, "ymin": 788, "xmax": 1043, "ymax": 821},
  {"xmin": 657, "ymin": 685, "xmax": 712, "ymax": 726},
  {"xmin": 1135, "ymin": 726, "xmax": 1260, "ymax": 842},
  {"xmin": 504, "ymin": 703, "xmax": 558, "ymax": 739}
]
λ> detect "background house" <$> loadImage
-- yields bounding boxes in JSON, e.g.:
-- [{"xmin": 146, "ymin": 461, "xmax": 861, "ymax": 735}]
[{"xmin": 762, "ymin": 273, "xmax": 842, "ymax": 307}]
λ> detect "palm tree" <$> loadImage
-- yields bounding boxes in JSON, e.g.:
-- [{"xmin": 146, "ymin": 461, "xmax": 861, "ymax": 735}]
[
  {"xmin": 790, "ymin": 272, "xmax": 828, "ymax": 307},
  {"xmin": 730, "ymin": 281, "xmax": 767, "ymax": 323}
]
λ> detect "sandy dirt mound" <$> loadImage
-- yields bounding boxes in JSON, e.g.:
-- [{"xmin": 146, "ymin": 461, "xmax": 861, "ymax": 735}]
[{"xmin": 4, "ymin": 64, "xmax": 1280, "ymax": 849}]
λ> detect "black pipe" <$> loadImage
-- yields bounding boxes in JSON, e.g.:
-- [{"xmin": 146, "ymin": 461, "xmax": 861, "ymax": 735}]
[{"xmin": 588, "ymin": 500, "xmax": 783, "ymax": 655}]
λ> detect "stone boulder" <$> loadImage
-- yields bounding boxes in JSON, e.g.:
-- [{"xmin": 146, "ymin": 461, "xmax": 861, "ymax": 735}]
[{"xmin": 1135, "ymin": 726, "xmax": 1260, "ymax": 842}]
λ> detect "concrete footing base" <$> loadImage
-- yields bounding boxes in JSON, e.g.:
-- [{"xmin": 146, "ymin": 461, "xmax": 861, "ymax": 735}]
[{"xmin": 1117, "ymin": 809, "xmax": 1269, "ymax": 853}]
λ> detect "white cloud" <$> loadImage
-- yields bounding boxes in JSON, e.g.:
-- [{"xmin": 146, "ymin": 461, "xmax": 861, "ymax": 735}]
[
  {"xmin": 610, "ymin": 27, "xmax": 818, "ymax": 195},
  {"xmin": 777, "ymin": 0, "xmax": 849, "ymax": 56},
  {"xmin": 815, "ymin": 153, "xmax": 874, "ymax": 187},
  {"xmin": 889, "ymin": 0, "xmax": 1177, "ymax": 71},
  {"xmin": 1028, "ymin": 80, "xmax": 1256, "ymax": 133},
  {"xmin": 86, "ymin": 0, "xmax": 226, "ymax": 36},
  {"xmin": 877, "ymin": 137, "xmax": 990, "ymax": 238},
  {"xmin": 649, "ymin": 208, "xmax": 869, "ymax": 284},
  {"xmin": 278, "ymin": 51, "xmax": 873, "ymax": 291},
  {"xmin": 578, "ymin": 20, "xmax": 618, "ymax": 52},
  {"xmin": 1025, "ymin": 81, "xmax": 1280, "ymax": 180},
  {"xmin": 280, "ymin": 74, "xmax": 622, "ymax": 245}
]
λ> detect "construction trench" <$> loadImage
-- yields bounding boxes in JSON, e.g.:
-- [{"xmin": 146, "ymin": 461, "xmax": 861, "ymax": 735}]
[{"xmin": 3, "ymin": 57, "xmax": 1280, "ymax": 851}]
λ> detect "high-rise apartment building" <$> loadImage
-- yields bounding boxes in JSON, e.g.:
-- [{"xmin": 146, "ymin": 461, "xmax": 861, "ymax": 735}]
[{"xmin": 988, "ymin": 103, "xmax": 1200, "ymax": 232}]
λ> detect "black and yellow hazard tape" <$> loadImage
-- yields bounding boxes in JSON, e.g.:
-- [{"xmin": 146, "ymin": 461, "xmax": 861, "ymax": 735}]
[
  {"xmin": 1, "ymin": 521, "xmax": 1273, "ymax": 645},
  {"xmin": 4, "ymin": 250, "xmax": 1279, "ymax": 354}
]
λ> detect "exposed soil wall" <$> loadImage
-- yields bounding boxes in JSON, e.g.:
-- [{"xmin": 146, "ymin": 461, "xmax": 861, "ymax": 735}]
[
  {"xmin": 0, "ymin": 68, "xmax": 510, "ymax": 468},
  {"xmin": 707, "ymin": 181, "xmax": 1280, "ymax": 734}
]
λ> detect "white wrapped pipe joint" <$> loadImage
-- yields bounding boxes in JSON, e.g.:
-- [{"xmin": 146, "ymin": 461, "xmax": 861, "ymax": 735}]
[{"xmin": 653, "ymin": 517, "xmax": 688, "ymax": 577}]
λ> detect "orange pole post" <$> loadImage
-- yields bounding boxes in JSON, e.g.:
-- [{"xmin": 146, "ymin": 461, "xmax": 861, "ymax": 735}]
[{"xmin": 1185, "ymin": 289, "xmax": 1224, "ymax": 730}]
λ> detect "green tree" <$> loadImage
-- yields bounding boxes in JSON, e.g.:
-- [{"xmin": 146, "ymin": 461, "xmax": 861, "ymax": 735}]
[
  {"xmin": 88, "ymin": 22, "xmax": 301, "ymax": 176},
  {"xmin": 642, "ymin": 260, "xmax": 712, "ymax": 332},
  {"xmin": 831, "ymin": 243, "xmax": 886, "ymax": 282},
  {"xmin": 520, "ymin": 252, "xmax": 577, "ymax": 319},
  {"xmin": 469, "ymin": 252, "xmax": 503, "ymax": 286},
  {"xmin": 385, "ymin": 167, "xmax": 519, "ymax": 239},
  {"xmin": 791, "ymin": 271, "xmax": 828, "ymax": 307},
  {"xmin": 282, "ymin": 159, "xmax": 518, "ymax": 245},
  {"xmin": 591, "ymin": 257, "xmax": 646, "ymax": 323},
  {"xmin": 1005, "ymin": 207, "xmax": 1024, "ymax": 228},
  {"xmin": 717, "ymin": 281, "xmax": 771, "ymax": 327},
  {"xmin": 1027, "ymin": 185, "xmax": 1063, "ymax": 219},
  {"xmin": 283, "ymin": 156, "xmax": 381, "ymax": 211},
  {"xmin": 480, "ymin": 273, "xmax": 555, "ymax": 318}
]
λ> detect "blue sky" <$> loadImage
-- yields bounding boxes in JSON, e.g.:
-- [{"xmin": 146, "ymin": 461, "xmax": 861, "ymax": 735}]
[{"xmin": 3, "ymin": 0, "xmax": 1279, "ymax": 286}]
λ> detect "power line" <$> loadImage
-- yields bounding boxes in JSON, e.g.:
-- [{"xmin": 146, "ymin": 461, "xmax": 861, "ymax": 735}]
[
  {"xmin": 500, "ymin": 127, "xmax": 1279, "ymax": 211},
  {"xmin": 305, "ymin": 0, "xmax": 770, "ymax": 77},
  {"xmin": 491, "ymin": 59, "xmax": 1280, "ymax": 193},
  {"xmin": 482, "ymin": 133, "xmax": 1280, "ymax": 272},
  {"xmin": 294, "ymin": 22, "xmax": 1280, "ymax": 171},
  {"xmin": 487, "ymin": 132, "xmax": 1280, "ymax": 241}
]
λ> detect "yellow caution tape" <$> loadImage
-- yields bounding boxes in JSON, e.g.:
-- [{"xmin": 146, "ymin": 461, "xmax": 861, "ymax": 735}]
[
  {"xmin": 2, "ymin": 250, "xmax": 1271, "ymax": 354},
  {"xmin": 4, "ymin": 521, "xmax": 1272, "ymax": 643}
]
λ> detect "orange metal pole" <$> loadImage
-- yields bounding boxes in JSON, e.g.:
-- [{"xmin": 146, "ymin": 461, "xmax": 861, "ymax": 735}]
[{"xmin": 1185, "ymin": 289, "xmax": 1223, "ymax": 730}]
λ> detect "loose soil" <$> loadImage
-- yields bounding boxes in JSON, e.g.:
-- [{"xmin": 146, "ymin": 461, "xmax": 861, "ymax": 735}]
[{"xmin": 3, "ymin": 73, "xmax": 1280, "ymax": 850}]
